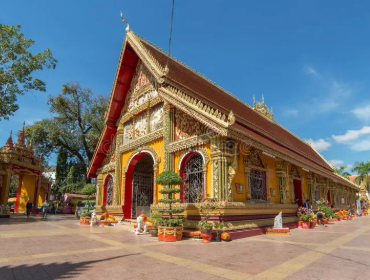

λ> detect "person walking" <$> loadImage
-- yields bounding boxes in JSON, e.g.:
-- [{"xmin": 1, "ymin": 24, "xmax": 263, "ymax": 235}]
[
  {"xmin": 26, "ymin": 200, "xmax": 33, "ymax": 218},
  {"xmin": 42, "ymin": 201, "xmax": 49, "ymax": 219}
]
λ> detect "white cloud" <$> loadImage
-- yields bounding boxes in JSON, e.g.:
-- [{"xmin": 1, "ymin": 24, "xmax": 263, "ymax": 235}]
[
  {"xmin": 332, "ymin": 126, "xmax": 370, "ymax": 143},
  {"xmin": 330, "ymin": 80, "xmax": 352, "ymax": 98},
  {"xmin": 317, "ymin": 101, "xmax": 339, "ymax": 112},
  {"xmin": 332, "ymin": 126, "xmax": 370, "ymax": 151},
  {"xmin": 328, "ymin": 160, "xmax": 344, "ymax": 167},
  {"xmin": 303, "ymin": 65, "xmax": 318, "ymax": 76},
  {"xmin": 305, "ymin": 138, "xmax": 331, "ymax": 152},
  {"xmin": 351, "ymin": 140, "xmax": 370, "ymax": 151},
  {"xmin": 352, "ymin": 104, "xmax": 370, "ymax": 122},
  {"xmin": 282, "ymin": 109, "xmax": 298, "ymax": 116}
]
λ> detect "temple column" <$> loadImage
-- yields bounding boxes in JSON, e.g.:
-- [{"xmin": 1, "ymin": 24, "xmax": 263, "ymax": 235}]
[
  {"xmin": 1, "ymin": 168, "xmax": 12, "ymax": 206},
  {"xmin": 306, "ymin": 173, "xmax": 314, "ymax": 207},
  {"xmin": 275, "ymin": 159, "xmax": 287, "ymax": 204},
  {"xmin": 163, "ymin": 102, "xmax": 175, "ymax": 171},
  {"xmin": 96, "ymin": 174, "xmax": 103, "ymax": 206},
  {"xmin": 32, "ymin": 176, "xmax": 41, "ymax": 213},
  {"xmin": 153, "ymin": 164, "xmax": 159, "ymax": 204},
  {"xmin": 114, "ymin": 128, "xmax": 123, "ymax": 205},
  {"xmin": 14, "ymin": 174, "xmax": 23, "ymax": 213},
  {"xmin": 211, "ymin": 136, "xmax": 234, "ymax": 202}
]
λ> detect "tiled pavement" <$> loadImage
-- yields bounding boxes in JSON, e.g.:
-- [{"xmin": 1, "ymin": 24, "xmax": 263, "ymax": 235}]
[{"xmin": 1, "ymin": 215, "xmax": 370, "ymax": 279}]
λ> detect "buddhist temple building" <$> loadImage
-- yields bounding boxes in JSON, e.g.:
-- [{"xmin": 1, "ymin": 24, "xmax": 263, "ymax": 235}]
[
  {"xmin": 349, "ymin": 175, "xmax": 369, "ymax": 199},
  {"xmin": 0, "ymin": 123, "xmax": 51, "ymax": 215},
  {"xmin": 87, "ymin": 29, "xmax": 359, "ymax": 238}
]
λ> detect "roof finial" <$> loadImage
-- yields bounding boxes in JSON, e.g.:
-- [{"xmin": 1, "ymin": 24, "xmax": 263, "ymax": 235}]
[
  {"xmin": 253, "ymin": 95, "xmax": 255, "ymax": 104},
  {"xmin": 262, "ymin": 94, "xmax": 265, "ymax": 103},
  {"xmin": 4, "ymin": 130, "xmax": 14, "ymax": 149},
  {"xmin": 17, "ymin": 121, "xmax": 26, "ymax": 146},
  {"xmin": 120, "ymin": 11, "xmax": 130, "ymax": 32}
]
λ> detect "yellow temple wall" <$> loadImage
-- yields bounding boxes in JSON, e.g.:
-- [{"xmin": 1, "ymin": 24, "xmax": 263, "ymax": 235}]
[
  {"xmin": 18, "ymin": 175, "xmax": 36, "ymax": 213},
  {"xmin": 264, "ymin": 155, "xmax": 279, "ymax": 203},
  {"xmin": 0, "ymin": 170, "xmax": 11, "ymax": 205},
  {"xmin": 38, "ymin": 188, "xmax": 45, "ymax": 207}
]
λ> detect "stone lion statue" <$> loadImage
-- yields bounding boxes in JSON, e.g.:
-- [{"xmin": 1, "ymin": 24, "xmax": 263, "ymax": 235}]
[{"xmin": 90, "ymin": 210, "xmax": 99, "ymax": 227}]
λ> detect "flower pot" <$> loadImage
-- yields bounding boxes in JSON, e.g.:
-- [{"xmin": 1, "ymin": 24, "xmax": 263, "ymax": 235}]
[
  {"xmin": 201, "ymin": 234, "xmax": 211, "ymax": 243},
  {"xmin": 158, "ymin": 226, "xmax": 183, "ymax": 242},
  {"xmin": 323, "ymin": 219, "xmax": 329, "ymax": 225},
  {"xmin": 310, "ymin": 220, "xmax": 316, "ymax": 228},
  {"xmin": 79, "ymin": 217, "xmax": 90, "ymax": 225},
  {"xmin": 149, "ymin": 228, "xmax": 158, "ymax": 237},
  {"xmin": 301, "ymin": 222, "xmax": 311, "ymax": 229},
  {"xmin": 298, "ymin": 221, "xmax": 303, "ymax": 228}
]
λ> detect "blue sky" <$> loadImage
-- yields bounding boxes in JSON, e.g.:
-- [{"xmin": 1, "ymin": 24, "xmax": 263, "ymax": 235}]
[{"xmin": 1, "ymin": 0, "xmax": 370, "ymax": 172}]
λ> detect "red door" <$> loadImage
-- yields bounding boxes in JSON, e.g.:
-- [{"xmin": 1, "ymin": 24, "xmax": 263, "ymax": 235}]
[{"xmin": 293, "ymin": 179, "xmax": 303, "ymax": 206}]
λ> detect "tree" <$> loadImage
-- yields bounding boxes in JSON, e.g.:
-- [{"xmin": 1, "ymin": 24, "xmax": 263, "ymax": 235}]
[
  {"xmin": 334, "ymin": 165, "xmax": 351, "ymax": 180},
  {"xmin": 26, "ymin": 82, "xmax": 109, "ymax": 174},
  {"xmin": 81, "ymin": 184, "xmax": 96, "ymax": 217},
  {"xmin": 352, "ymin": 161, "xmax": 370, "ymax": 191},
  {"xmin": 0, "ymin": 24, "xmax": 57, "ymax": 120},
  {"xmin": 54, "ymin": 148, "xmax": 68, "ymax": 196}
]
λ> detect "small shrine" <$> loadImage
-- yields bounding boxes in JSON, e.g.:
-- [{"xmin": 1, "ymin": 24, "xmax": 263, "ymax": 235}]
[{"xmin": 0, "ymin": 123, "xmax": 51, "ymax": 216}]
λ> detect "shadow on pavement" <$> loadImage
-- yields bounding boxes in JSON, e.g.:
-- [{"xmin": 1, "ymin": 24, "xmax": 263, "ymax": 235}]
[
  {"xmin": 0, "ymin": 254, "xmax": 141, "ymax": 280},
  {"xmin": 0, "ymin": 214, "xmax": 78, "ymax": 225}
]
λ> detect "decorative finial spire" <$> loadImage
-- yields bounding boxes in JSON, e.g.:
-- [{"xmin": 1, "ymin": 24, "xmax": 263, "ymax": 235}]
[
  {"xmin": 4, "ymin": 130, "xmax": 14, "ymax": 149},
  {"xmin": 253, "ymin": 95, "xmax": 255, "ymax": 104},
  {"xmin": 17, "ymin": 122, "xmax": 26, "ymax": 146},
  {"xmin": 262, "ymin": 94, "xmax": 264, "ymax": 103},
  {"xmin": 120, "ymin": 11, "xmax": 130, "ymax": 32}
]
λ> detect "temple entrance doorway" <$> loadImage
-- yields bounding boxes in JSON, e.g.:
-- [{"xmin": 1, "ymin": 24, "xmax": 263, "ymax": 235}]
[
  {"xmin": 293, "ymin": 179, "xmax": 302, "ymax": 206},
  {"xmin": 103, "ymin": 174, "xmax": 114, "ymax": 206},
  {"xmin": 131, "ymin": 154, "xmax": 154, "ymax": 218},
  {"xmin": 327, "ymin": 189, "xmax": 331, "ymax": 205}
]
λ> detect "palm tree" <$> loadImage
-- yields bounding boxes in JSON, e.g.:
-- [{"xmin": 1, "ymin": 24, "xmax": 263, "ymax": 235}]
[
  {"xmin": 352, "ymin": 161, "xmax": 370, "ymax": 191},
  {"xmin": 334, "ymin": 165, "xmax": 351, "ymax": 180}
]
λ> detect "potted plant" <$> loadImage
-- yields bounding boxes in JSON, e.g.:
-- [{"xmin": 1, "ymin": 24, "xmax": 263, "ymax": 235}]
[
  {"xmin": 79, "ymin": 184, "xmax": 96, "ymax": 225},
  {"xmin": 300, "ymin": 212, "xmax": 313, "ymax": 229},
  {"xmin": 149, "ymin": 211, "xmax": 162, "ymax": 237},
  {"xmin": 156, "ymin": 171, "xmax": 185, "ymax": 242},
  {"xmin": 213, "ymin": 220, "xmax": 228, "ymax": 242}
]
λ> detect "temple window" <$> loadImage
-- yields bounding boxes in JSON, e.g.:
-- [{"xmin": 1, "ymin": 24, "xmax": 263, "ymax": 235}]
[
  {"xmin": 104, "ymin": 175, "xmax": 114, "ymax": 206},
  {"xmin": 250, "ymin": 169, "xmax": 267, "ymax": 200},
  {"xmin": 183, "ymin": 153, "xmax": 203, "ymax": 203}
]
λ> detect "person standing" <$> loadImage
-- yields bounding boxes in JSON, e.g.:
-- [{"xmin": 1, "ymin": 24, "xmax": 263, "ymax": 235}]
[
  {"xmin": 42, "ymin": 201, "xmax": 49, "ymax": 219},
  {"xmin": 303, "ymin": 199, "xmax": 310, "ymax": 211},
  {"xmin": 26, "ymin": 200, "xmax": 33, "ymax": 218}
]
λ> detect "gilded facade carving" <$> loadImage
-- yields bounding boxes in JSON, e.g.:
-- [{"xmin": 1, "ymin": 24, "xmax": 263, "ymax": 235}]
[{"xmin": 175, "ymin": 109, "xmax": 207, "ymax": 140}]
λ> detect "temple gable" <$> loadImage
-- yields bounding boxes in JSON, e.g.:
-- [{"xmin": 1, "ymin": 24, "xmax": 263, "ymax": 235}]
[{"xmin": 174, "ymin": 109, "xmax": 207, "ymax": 140}]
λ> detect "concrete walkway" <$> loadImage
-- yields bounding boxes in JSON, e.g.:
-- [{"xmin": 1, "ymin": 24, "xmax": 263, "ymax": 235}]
[{"xmin": 1, "ymin": 214, "xmax": 370, "ymax": 279}]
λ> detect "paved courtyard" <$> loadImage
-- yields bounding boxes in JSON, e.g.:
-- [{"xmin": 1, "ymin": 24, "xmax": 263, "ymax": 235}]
[{"xmin": 1, "ymin": 214, "xmax": 370, "ymax": 280}]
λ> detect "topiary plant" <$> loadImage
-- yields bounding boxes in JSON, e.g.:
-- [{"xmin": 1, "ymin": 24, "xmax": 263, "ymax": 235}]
[
  {"xmin": 156, "ymin": 171, "xmax": 185, "ymax": 227},
  {"xmin": 81, "ymin": 184, "xmax": 96, "ymax": 217}
]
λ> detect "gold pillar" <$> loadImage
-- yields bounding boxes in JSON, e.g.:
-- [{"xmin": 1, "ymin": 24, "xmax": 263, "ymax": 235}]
[
  {"xmin": 114, "ymin": 129, "xmax": 123, "ymax": 205},
  {"xmin": 163, "ymin": 102, "xmax": 175, "ymax": 171},
  {"xmin": 276, "ymin": 159, "xmax": 287, "ymax": 204},
  {"xmin": 211, "ymin": 136, "xmax": 233, "ymax": 202}
]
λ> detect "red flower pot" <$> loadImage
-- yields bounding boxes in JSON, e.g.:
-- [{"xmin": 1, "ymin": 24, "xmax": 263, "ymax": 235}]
[
  {"xmin": 301, "ymin": 222, "xmax": 311, "ymax": 229},
  {"xmin": 158, "ymin": 226, "xmax": 183, "ymax": 242},
  {"xmin": 298, "ymin": 221, "xmax": 303, "ymax": 228},
  {"xmin": 200, "ymin": 234, "xmax": 211, "ymax": 243}
]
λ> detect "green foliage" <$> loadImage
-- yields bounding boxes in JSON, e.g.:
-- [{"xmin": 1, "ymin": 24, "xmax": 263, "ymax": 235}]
[
  {"xmin": 61, "ymin": 182, "xmax": 85, "ymax": 194},
  {"xmin": 25, "ymin": 82, "xmax": 109, "ymax": 169},
  {"xmin": 197, "ymin": 202, "xmax": 216, "ymax": 230},
  {"xmin": 9, "ymin": 175, "xmax": 19, "ymax": 197},
  {"xmin": 150, "ymin": 211, "xmax": 162, "ymax": 227},
  {"xmin": 155, "ymin": 171, "xmax": 185, "ymax": 227},
  {"xmin": 54, "ymin": 148, "xmax": 68, "ymax": 196},
  {"xmin": 155, "ymin": 171, "xmax": 183, "ymax": 186},
  {"xmin": 333, "ymin": 165, "xmax": 351, "ymax": 180},
  {"xmin": 213, "ymin": 220, "xmax": 228, "ymax": 234},
  {"xmin": 352, "ymin": 161, "xmax": 370, "ymax": 191},
  {"xmin": 316, "ymin": 198, "xmax": 333, "ymax": 219},
  {"xmin": 0, "ymin": 24, "xmax": 57, "ymax": 120},
  {"xmin": 82, "ymin": 184, "xmax": 96, "ymax": 195},
  {"xmin": 81, "ymin": 212, "xmax": 92, "ymax": 218}
]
